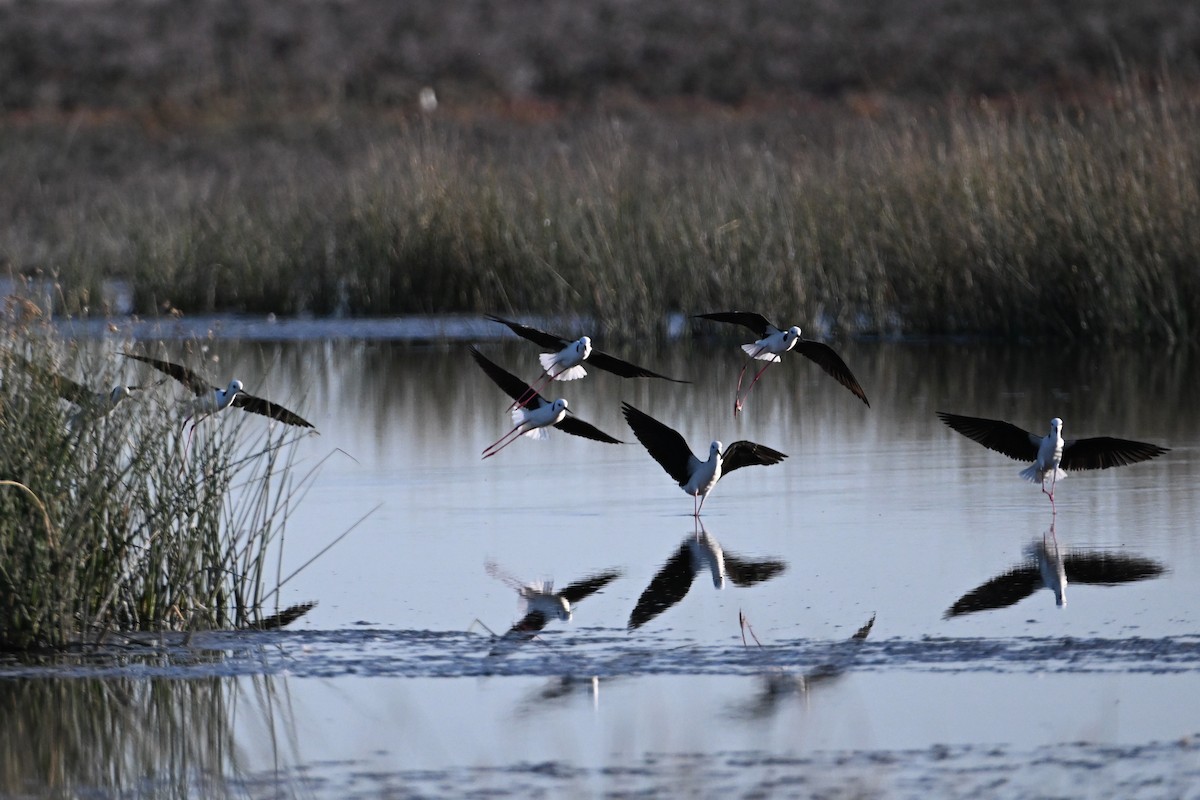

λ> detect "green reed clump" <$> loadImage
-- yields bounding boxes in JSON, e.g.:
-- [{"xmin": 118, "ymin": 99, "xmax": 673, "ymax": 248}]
[
  {"xmin": 6, "ymin": 79, "xmax": 1200, "ymax": 340},
  {"xmin": 0, "ymin": 313, "xmax": 308, "ymax": 650}
]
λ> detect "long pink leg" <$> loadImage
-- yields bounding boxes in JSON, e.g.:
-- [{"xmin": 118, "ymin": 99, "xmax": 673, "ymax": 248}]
[
  {"xmin": 1042, "ymin": 471, "xmax": 1059, "ymax": 515},
  {"xmin": 735, "ymin": 362, "xmax": 774, "ymax": 416},
  {"xmin": 508, "ymin": 367, "xmax": 564, "ymax": 411},
  {"xmin": 733, "ymin": 345, "xmax": 770, "ymax": 416},
  {"xmin": 732, "ymin": 362, "xmax": 751, "ymax": 414},
  {"xmin": 482, "ymin": 426, "xmax": 526, "ymax": 459}
]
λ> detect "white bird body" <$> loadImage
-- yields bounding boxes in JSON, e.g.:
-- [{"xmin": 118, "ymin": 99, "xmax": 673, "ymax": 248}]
[
  {"xmin": 683, "ymin": 442, "xmax": 724, "ymax": 502},
  {"xmin": 690, "ymin": 531, "xmax": 726, "ymax": 589},
  {"xmin": 539, "ymin": 336, "xmax": 592, "ymax": 381},
  {"xmin": 190, "ymin": 379, "xmax": 244, "ymax": 420},
  {"xmin": 511, "ymin": 398, "xmax": 568, "ymax": 440},
  {"xmin": 1033, "ymin": 538, "xmax": 1068, "ymax": 607},
  {"xmin": 742, "ymin": 326, "xmax": 802, "ymax": 363},
  {"xmin": 1020, "ymin": 417, "xmax": 1068, "ymax": 484},
  {"xmin": 519, "ymin": 582, "xmax": 573, "ymax": 621},
  {"xmin": 67, "ymin": 384, "xmax": 135, "ymax": 429}
]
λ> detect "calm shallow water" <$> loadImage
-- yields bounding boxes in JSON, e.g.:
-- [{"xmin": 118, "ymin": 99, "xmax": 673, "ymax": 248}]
[{"xmin": 4, "ymin": 324, "xmax": 1200, "ymax": 797}]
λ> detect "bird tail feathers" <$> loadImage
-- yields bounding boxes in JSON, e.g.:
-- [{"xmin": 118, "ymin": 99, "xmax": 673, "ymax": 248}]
[
  {"xmin": 539, "ymin": 352, "xmax": 587, "ymax": 380},
  {"xmin": 1020, "ymin": 464, "xmax": 1067, "ymax": 483},
  {"xmin": 510, "ymin": 407, "xmax": 551, "ymax": 439},
  {"xmin": 741, "ymin": 344, "xmax": 781, "ymax": 362}
]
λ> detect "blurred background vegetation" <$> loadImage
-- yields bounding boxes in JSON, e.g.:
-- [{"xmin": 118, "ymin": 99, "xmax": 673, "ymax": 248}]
[{"xmin": 3, "ymin": 0, "xmax": 1200, "ymax": 339}]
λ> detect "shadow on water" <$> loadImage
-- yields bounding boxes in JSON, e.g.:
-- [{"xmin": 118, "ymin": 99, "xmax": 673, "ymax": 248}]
[
  {"xmin": 0, "ymin": 670, "xmax": 301, "ymax": 799},
  {"xmin": 944, "ymin": 523, "xmax": 1167, "ymax": 618}
]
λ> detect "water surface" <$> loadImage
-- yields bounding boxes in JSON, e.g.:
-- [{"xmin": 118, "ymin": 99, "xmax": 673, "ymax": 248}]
[{"xmin": 4, "ymin": 327, "xmax": 1199, "ymax": 797}]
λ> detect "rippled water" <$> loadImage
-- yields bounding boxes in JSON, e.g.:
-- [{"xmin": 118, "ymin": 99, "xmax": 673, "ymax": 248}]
[{"xmin": 4, "ymin": 323, "xmax": 1200, "ymax": 797}]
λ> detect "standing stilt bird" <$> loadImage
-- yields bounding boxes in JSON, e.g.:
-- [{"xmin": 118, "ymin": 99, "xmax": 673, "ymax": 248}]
[
  {"xmin": 936, "ymin": 412, "xmax": 1169, "ymax": 511},
  {"xmin": 694, "ymin": 311, "xmax": 869, "ymax": 415},
  {"xmin": 621, "ymin": 402, "xmax": 787, "ymax": 516},
  {"xmin": 486, "ymin": 314, "xmax": 688, "ymax": 408}
]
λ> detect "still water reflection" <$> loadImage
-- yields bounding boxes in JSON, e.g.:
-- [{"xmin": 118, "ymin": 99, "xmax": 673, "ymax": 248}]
[{"xmin": 4, "ymin": 331, "xmax": 1200, "ymax": 796}]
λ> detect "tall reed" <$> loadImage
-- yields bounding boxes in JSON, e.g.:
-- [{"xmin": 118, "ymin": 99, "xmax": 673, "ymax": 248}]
[
  {"xmin": 4, "ymin": 79, "xmax": 1200, "ymax": 340},
  {"xmin": 0, "ymin": 307, "xmax": 310, "ymax": 650}
]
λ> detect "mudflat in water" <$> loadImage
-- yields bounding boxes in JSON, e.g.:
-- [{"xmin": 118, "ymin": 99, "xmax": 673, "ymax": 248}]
[{"xmin": 3, "ymin": 327, "xmax": 1199, "ymax": 798}]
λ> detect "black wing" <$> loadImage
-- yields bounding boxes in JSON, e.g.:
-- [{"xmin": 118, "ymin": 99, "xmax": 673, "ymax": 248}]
[
  {"xmin": 248, "ymin": 601, "xmax": 318, "ymax": 630},
  {"xmin": 793, "ymin": 340, "xmax": 870, "ymax": 406},
  {"xmin": 9, "ymin": 353, "xmax": 97, "ymax": 406},
  {"xmin": 123, "ymin": 353, "xmax": 209, "ymax": 395},
  {"xmin": 723, "ymin": 552, "xmax": 787, "ymax": 587},
  {"xmin": 486, "ymin": 314, "xmax": 569, "ymax": 350},
  {"xmin": 694, "ymin": 311, "xmax": 776, "ymax": 338},
  {"xmin": 469, "ymin": 345, "xmax": 546, "ymax": 406},
  {"xmin": 621, "ymin": 402, "xmax": 695, "ymax": 485},
  {"xmin": 851, "ymin": 613, "xmax": 876, "ymax": 641},
  {"xmin": 558, "ymin": 570, "xmax": 622, "ymax": 604},
  {"xmin": 231, "ymin": 393, "xmax": 315, "ymax": 429},
  {"xmin": 627, "ymin": 542, "xmax": 698, "ymax": 629},
  {"xmin": 720, "ymin": 440, "xmax": 788, "ymax": 475},
  {"xmin": 1063, "ymin": 552, "xmax": 1166, "ymax": 585},
  {"xmin": 935, "ymin": 412, "xmax": 1041, "ymax": 463},
  {"xmin": 943, "ymin": 566, "xmax": 1042, "ymax": 618},
  {"xmin": 584, "ymin": 349, "xmax": 689, "ymax": 383},
  {"xmin": 554, "ymin": 414, "xmax": 623, "ymax": 444},
  {"xmin": 507, "ymin": 609, "xmax": 549, "ymax": 635},
  {"xmin": 1060, "ymin": 437, "xmax": 1169, "ymax": 472}
]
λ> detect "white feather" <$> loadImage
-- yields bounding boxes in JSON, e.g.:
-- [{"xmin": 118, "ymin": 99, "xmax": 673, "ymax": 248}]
[
  {"xmin": 1020, "ymin": 464, "xmax": 1067, "ymax": 483},
  {"xmin": 741, "ymin": 343, "xmax": 781, "ymax": 362},
  {"xmin": 539, "ymin": 351, "xmax": 588, "ymax": 380}
]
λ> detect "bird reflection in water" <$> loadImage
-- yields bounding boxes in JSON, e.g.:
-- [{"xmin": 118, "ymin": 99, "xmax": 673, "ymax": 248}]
[
  {"xmin": 480, "ymin": 559, "xmax": 621, "ymax": 656},
  {"xmin": 514, "ymin": 675, "xmax": 605, "ymax": 716},
  {"xmin": 627, "ymin": 518, "xmax": 787, "ymax": 630},
  {"xmin": 944, "ymin": 524, "xmax": 1166, "ymax": 618},
  {"xmin": 732, "ymin": 611, "xmax": 876, "ymax": 719}
]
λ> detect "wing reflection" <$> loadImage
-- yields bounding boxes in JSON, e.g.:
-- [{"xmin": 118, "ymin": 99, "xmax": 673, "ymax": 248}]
[
  {"xmin": 627, "ymin": 519, "xmax": 787, "ymax": 630},
  {"xmin": 944, "ymin": 530, "xmax": 1166, "ymax": 618},
  {"xmin": 485, "ymin": 560, "xmax": 621, "ymax": 655},
  {"xmin": 733, "ymin": 612, "xmax": 875, "ymax": 719}
]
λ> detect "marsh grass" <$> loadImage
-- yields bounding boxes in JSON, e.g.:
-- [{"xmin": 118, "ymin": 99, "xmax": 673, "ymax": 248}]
[
  {"xmin": 5, "ymin": 80, "xmax": 1200, "ymax": 341},
  {"xmin": 0, "ymin": 310, "xmax": 314, "ymax": 650}
]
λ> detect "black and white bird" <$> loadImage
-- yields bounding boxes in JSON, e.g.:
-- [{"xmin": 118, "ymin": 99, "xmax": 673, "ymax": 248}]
[
  {"xmin": 469, "ymin": 346, "xmax": 623, "ymax": 458},
  {"xmin": 621, "ymin": 402, "xmax": 787, "ymax": 516},
  {"xmin": 487, "ymin": 314, "xmax": 687, "ymax": 408},
  {"xmin": 694, "ymin": 311, "xmax": 869, "ymax": 415},
  {"xmin": 936, "ymin": 412, "xmax": 1169, "ymax": 510},
  {"xmin": 627, "ymin": 524, "xmax": 787, "ymax": 629},
  {"xmin": 944, "ymin": 535, "xmax": 1165, "ymax": 617},
  {"xmin": 123, "ymin": 353, "xmax": 315, "ymax": 431},
  {"xmin": 8, "ymin": 353, "xmax": 150, "ymax": 425},
  {"xmin": 486, "ymin": 559, "xmax": 621, "ymax": 649}
]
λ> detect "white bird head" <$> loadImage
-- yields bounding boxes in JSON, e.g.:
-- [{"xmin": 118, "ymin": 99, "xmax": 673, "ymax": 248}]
[
  {"xmin": 1050, "ymin": 417, "xmax": 1063, "ymax": 435},
  {"xmin": 555, "ymin": 597, "xmax": 572, "ymax": 621},
  {"xmin": 575, "ymin": 336, "xmax": 593, "ymax": 360},
  {"xmin": 710, "ymin": 440, "xmax": 723, "ymax": 458},
  {"xmin": 228, "ymin": 379, "xmax": 244, "ymax": 395},
  {"xmin": 108, "ymin": 385, "xmax": 132, "ymax": 405},
  {"xmin": 552, "ymin": 398, "xmax": 568, "ymax": 413},
  {"xmin": 782, "ymin": 326, "xmax": 802, "ymax": 350}
]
